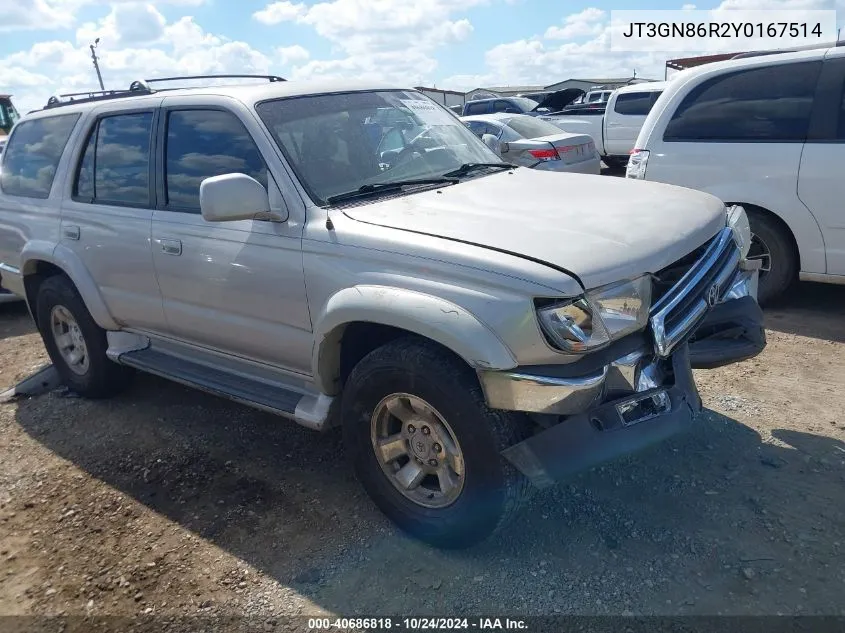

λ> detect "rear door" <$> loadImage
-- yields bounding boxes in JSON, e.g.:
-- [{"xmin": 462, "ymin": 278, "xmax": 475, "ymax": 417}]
[
  {"xmin": 60, "ymin": 103, "xmax": 168, "ymax": 332},
  {"xmin": 797, "ymin": 53, "xmax": 845, "ymax": 275},
  {"xmin": 604, "ymin": 90, "xmax": 662, "ymax": 156}
]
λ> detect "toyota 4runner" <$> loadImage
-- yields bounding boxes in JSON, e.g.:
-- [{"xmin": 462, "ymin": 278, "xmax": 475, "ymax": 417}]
[{"xmin": 0, "ymin": 76, "xmax": 766, "ymax": 548}]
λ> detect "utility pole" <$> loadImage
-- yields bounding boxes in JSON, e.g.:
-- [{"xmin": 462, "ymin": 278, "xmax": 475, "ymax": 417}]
[{"xmin": 89, "ymin": 38, "xmax": 104, "ymax": 91}]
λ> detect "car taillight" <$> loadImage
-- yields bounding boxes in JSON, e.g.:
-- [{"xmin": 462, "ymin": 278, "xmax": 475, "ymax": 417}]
[
  {"xmin": 529, "ymin": 148, "xmax": 560, "ymax": 161},
  {"xmin": 626, "ymin": 148, "xmax": 650, "ymax": 180}
]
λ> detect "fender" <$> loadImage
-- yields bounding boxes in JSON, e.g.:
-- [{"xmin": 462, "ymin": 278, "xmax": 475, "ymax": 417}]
[
  {"xmin": 21, "ymin": 241, "xmax": 119, "ymax": 330},
  {"xmin": 313, "ymin": 285, "xmax": 518, "ymax": 394}
]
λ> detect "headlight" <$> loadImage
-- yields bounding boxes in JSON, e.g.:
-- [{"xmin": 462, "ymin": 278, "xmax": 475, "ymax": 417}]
[
  {"xmin": 537, "ymin": 276, "xmax": 652, "ymax": 353},
  {"xmin": 727, "ymin": 205, "xmax": 751, "ymax": 259}
]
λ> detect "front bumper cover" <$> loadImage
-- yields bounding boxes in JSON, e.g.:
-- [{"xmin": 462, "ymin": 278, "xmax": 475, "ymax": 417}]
[
  {"xmin": 485, "ymin": 293, "xmax": 766, "ymax": 488},
  {"xmin": 501, "ymin": 345, "xmax": 701, "ymax": 488}
]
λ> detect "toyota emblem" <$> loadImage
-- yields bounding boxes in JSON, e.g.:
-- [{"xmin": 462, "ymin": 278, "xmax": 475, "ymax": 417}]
[{"xmin": 706, "ymin": 283, "xmax": 720, "ymax": 307}]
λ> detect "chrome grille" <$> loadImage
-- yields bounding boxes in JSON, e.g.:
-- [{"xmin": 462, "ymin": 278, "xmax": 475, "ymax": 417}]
[{"xmin": 650, "ymin": 227, "xmax": 741, "ymax": 357}]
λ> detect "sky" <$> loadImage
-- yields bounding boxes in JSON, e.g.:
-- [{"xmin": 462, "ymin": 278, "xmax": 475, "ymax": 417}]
[{"xmin": 2, "ymin": 0, "xmax": 844, "ymax": 114}]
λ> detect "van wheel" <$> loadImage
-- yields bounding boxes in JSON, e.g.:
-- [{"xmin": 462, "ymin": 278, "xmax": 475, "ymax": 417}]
[
  {"xmin": 342, "ymin": 337, "xmax": 532, "ymax": 549},
  {"xmin": 746, "ymin": 209, "xmax": 796, "ymax": 305},
  {"xmin": 36, "ymin": 275, "xmax": 133, "ymax": 398}
]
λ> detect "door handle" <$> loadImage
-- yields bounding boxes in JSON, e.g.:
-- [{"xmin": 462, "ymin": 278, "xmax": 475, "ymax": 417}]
[
  {"xmin": 159, "ymin": 238, "xmax": 182, "ymax": 256},
  {"xmin": 63, "ymin": 225, "xmax": 80, "ymax": 240}
]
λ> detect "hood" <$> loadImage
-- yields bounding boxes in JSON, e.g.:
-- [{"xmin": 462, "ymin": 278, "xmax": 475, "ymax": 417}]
[
  {"xmin": 342, "ymin": 168, "xmax": 727, "ymax": 290},
  {"xmin": 532, "ymin": 89, "xmax": 584, "ymax": 112}
]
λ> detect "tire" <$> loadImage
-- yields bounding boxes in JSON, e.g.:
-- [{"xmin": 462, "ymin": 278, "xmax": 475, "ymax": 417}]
[
  {"xmin": 35, "ymin": 275, "xmax": 133, "ymax": 398},
  {"xmin": 342, "ymin": 337, "xmax": 533, "ymax": 549},
  {"xmin": 746, "ymin": 208, "xmax": 797, "ymax": 305}
]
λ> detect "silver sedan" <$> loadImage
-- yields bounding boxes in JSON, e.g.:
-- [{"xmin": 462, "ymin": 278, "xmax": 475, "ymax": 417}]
[{"xmin": 461, "ymin": 113, "xmax": 601, "ymax": 175}]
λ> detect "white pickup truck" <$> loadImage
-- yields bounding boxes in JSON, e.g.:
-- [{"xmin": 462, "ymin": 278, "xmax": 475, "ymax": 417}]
[{"xmin": 542, "ymin": 82, "xmax": 666, "ymax": 168}]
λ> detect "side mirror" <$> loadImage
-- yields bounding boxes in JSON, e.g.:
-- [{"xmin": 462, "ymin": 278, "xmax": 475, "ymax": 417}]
[
  {"xmin": 481, "ymin": 133, "xmax": 501, "ymax": 155},
  {"xmin": 199, "ymin": 173, "xmax": 282, "ymax": 223}
]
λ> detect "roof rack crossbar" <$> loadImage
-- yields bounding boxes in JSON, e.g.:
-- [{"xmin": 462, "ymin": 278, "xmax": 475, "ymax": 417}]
[{"xmin": 143, "ymin": 74, "xmax": 286, "ymax": 85}]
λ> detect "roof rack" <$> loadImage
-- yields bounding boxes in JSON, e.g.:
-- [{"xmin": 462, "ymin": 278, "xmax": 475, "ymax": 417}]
[
  {"xmin": 143, "ymin": 74, "xmax": 286, "ymax": 86},
  {"xmin": 731, "ymin": 40, "xmax": 845, "ymax": 60},
  {"xmin": 43, "ymin": 73, "xmax": 286, "ymax": 110}
]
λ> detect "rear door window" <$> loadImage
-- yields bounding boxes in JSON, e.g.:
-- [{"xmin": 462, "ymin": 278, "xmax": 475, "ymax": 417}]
[
  {"xmin": 74, "ymin": 111, "xmax": 154, "ymax": 207},
  {"xmin": 664, "ymin": 61, "xmax": 822, "ymax": 142},
  {"xmin": 164, "ymin": 109, "xmax": 268, "ymax": 212},
  {"xmin": 614, "ymin": 91, "xmax": 663, "ymax": 116},
  {"xmin": 1, "ymin": 114, "xmax": 80, "ymax": 199}
]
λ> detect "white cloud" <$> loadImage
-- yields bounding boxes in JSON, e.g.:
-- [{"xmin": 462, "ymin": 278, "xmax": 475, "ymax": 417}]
[
  {"xmin": 252, "ymin": 0, "xmax": 482, "ymax": 84},
  {"xmin": 1, "ymin": 0, "xmax": 207, "ymax": 33},
  {"xmin": 544, "ymin": 8, "xmax": 606, "ymax": 40},
  {"xmin": 253, "ymin": 1, "xmax": 306, "ymax": 25},
  {"xmin": 277, "ymin": 45, "xmax": 310, "ymax": 66},
  {"xmin": 0, "ymin": 12, "xmax": 276, "ymax": 114},
  {"xmin": 76, "ymin": 4, "xmax": 167, "ymax": 47}
]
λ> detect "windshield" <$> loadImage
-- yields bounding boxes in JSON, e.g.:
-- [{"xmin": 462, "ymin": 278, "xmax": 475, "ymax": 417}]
[
  {"xmin": 0, "ymin": 98, "xmax": 20, "ymax": 135},
  {"xmin": 504, "ymin": 115, "xmax": 565, "ymax": 139},
  {"xmin": 255, "ymin": 90, "xmax": 504, "ymax": 205}
]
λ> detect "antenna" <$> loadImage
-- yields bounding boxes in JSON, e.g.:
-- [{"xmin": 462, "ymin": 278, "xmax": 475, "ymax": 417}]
[{"xmin": 89, "ymin": 39, "xmax": 105, "ymax": 91}]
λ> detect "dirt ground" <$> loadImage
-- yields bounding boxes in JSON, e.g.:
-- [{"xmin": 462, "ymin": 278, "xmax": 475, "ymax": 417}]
[{"xmin": 1, "ymin": 281, "xmax": 844, "ymax": 628}]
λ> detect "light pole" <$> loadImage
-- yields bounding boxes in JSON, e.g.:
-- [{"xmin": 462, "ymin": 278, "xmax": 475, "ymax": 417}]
[{"xmin": 89, "ymin": 38, "xmax": 105, "ymax": 91}]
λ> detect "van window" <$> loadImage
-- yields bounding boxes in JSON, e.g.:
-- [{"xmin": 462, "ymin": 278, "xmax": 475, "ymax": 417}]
[
  {"xmin": 614, "ymin": 91, "xmax": 663, "ymax": 116},
  {"xmin": 164, "ymin": 109, "xmax": 268, "ymax": 212},
  {"xmin": 74, "ymin": 112, "xmax": 154, "ymax": 207},
  {"xmin": 0, "ymin": 114, "xmax": 79, "ymax": 199},
  {"xmin": 664, "ymin": 61, "xmax": 822, "ymax": 142}
]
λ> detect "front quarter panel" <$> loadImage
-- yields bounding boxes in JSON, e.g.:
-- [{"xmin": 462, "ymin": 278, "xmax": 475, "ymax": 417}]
[{"xmin": 305, "ymin": 211, "xmax": 583, "ymax": 393}]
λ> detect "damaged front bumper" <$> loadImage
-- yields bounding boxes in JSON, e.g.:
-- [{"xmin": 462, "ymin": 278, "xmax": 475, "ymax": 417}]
[{"xmin": 478, "ymin": 264, "xmax": 766, "ymax": 489}]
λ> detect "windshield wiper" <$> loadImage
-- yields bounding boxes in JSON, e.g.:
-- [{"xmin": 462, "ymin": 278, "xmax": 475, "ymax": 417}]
[
  {"xmin": 326, "ymin": 178, "xmax": 458, "ymax": 205},
  {"xmin": 441, "ymin": 163, "xmax": 513, "ymax": 178}
]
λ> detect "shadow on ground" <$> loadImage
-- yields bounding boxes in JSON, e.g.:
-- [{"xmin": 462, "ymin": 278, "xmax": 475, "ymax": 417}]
[
  {"xmin": 0, "ymin": 302, "xmax": 34, "ymax": 342},
  {"xmin": 764, "ymin": 282, "xmax": 845, "ymax": 343},
  {"xmin": 13, "ymin": 370, "xmax": 845, "ymax": 616}
]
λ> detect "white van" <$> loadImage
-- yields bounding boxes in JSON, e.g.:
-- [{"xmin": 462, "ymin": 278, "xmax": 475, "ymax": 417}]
[
  {"xmin": 628, "ymin": 44, "xmax": 845, "ymax": 303},
  {"xmin": 545, "ymin": 82, "xmax": 666, "ymax": 167}
]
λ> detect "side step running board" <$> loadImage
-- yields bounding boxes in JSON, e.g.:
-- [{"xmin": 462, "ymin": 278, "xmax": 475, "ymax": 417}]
[{"xmin": 116, "ymin": 347, "xmax": 334, "ymax": 431}]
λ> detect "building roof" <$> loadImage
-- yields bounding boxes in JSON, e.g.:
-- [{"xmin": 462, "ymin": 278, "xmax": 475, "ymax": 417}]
[
  {"xmin": 665, "ymin": 53, "xmax": 745, "ymax": 72},
  {"xmin": 470, "ymin": 85, "xmax": 546, "ymax": 94},
  {"xmin": 545, "ymin": 77, "xmax": 657, "ymax": 88}
]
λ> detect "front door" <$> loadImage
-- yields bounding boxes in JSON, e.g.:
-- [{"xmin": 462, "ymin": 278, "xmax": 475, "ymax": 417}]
[
  {"xmin": 61, "ymin": 105, "xmax": 168, "ymax": 332},
  {"xmin": 149, "ymin": 102, "xmax": 312, "ymax": 374}
]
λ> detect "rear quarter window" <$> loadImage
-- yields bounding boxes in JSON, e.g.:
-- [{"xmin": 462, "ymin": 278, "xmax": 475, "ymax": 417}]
[
  {"xmin": 0, "ymin": 114, "xmax": 80, "ymax": 199},
  {"xmin": 664, "ymin": 61, "xmax": 822, "ymax": 142},
  {"xmin": 614, "ymin": 91, "xmax": 663, "ymax": 116}
]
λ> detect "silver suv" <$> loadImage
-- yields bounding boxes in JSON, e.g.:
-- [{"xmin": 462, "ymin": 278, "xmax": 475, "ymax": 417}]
[{"xmin": 0, "ymin": 76, "xmax": 766, "ymax": 548}]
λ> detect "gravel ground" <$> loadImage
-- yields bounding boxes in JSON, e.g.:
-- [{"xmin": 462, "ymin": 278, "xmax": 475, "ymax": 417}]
[{"xmin": 1, "ymin": 282, "xmax": 844, "ymax": 629}]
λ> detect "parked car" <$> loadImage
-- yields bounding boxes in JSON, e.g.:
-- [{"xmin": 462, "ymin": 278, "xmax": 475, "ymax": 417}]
[
  {"xmin": 460, "ymin": 89, "xmax": 584, "ymax": 117},
  {"xmin": 542, "ymin": 82, "xmax": 666, "ymax": 168},
  {"xmin": 462, "ymin": 113, "xmax": 600, "ymax": 174},
  {"xmin": 0, "ymin": 77, "xmax": 765, "ymax": 548},
  {"xmin": 628, "ymin": 43, "xmax": 845, "ymax": 303}
]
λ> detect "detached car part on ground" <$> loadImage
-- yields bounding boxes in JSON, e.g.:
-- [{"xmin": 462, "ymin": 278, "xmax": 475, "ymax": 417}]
[{"xmin": 0, "ymin": 80, "xmax": 765, "ymax": 549}]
